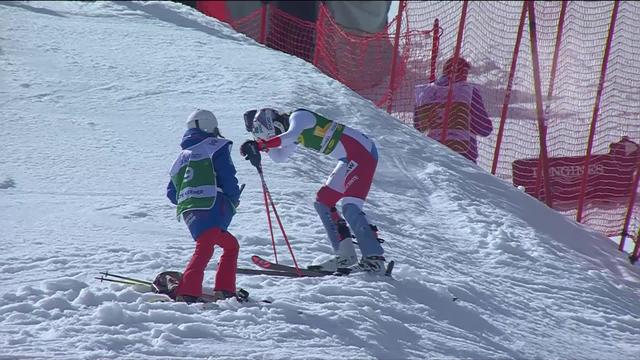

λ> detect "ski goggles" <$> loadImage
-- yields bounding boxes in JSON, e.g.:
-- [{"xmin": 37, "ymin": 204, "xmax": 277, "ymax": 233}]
[{"xmin": 244, "ymin": 108, "xmax": 279, "ymax": 140}]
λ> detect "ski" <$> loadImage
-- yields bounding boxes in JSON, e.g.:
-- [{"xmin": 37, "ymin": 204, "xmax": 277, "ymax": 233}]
[
  {"xmin": 236, "ymin": 266, "xmax": 328, "ymax": 278},
  {"xmin": 96, "ymin": 272, "xmax": 267, "ymax": 304},
  {"xmin": 252, "ymin": 254, "xmax": 395, "ymax": 277},
  {"xmin": 251, "ymin": 255, "xmax": 334, "ymax": 276},
  {"xmin": 386, "ymin": 260, "xmax": 395, "ymax": 276}
]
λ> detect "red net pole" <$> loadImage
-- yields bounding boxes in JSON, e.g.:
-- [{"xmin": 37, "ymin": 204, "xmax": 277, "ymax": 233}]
[
  {"xmin": 576, "ymin": 1, "xmax": 619, "ymax": 223},
  {"xmin": 632, "ymin": 228, "xmax": 640, "ymax": 264},
  {"xmin": 429, "ymin": 19, "xmax": 440, "ymax": 83},
  {"xmin": 545, "ymin": 1, "xmax": 567, "ymax": 105},
  {"xmin": 312, "ymin": 5, "xmax": 325, "ymax": 67},
  {"xmin": 259, "ymin": 3, "xmax": 268, "ymax": 44},
  {"xmin": 491, "ymin": 2, "xmax": 527, "ymax": 176},
  {"xmin": 440, "ymin": 0, "xmax": 468, "ymax": 144},
  {"xmin": 619, "ymin": 159, "xmax": 640, "ymax": 251},
  {"xmin": 527, "ymin": 1, "xmax": 553, "ymax": 208},
  {"xmin": 386, "ymin": 0, "xmax": 407, "ymax": 113},
  {"xmin": 531, "ymin": 1, "xmax": 568, "ymax": 201}
]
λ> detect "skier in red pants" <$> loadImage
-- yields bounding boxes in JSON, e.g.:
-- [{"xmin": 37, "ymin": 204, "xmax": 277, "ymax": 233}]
[{"xmin": 166, "ymin": 109, "xmax": 242, "ymax": 303}]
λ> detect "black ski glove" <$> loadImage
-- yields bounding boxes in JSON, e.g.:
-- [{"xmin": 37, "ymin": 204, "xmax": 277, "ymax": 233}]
[
  {"xmin": 243, "ymin": 109, "xmax": 258, "ymax": 133},
  {"xmin": 240, "ymin": 140, "xmax": 262, "ymax": 169}
]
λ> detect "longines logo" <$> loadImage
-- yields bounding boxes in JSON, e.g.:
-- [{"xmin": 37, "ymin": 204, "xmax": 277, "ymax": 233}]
[{"xmin": 532, "ymin": 164, "xmax": 605, "ymax": 179}]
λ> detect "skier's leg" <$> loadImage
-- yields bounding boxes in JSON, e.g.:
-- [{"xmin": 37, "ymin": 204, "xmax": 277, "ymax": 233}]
[
  {"xmin": 176, "ymin": 228, "xmax": 218, "ymax": 297},
  {"xmin": 342, "ymin": 200, "xmax": 385, "ymax": 273},
  {"xmin": 340, "ymin": 141, "xmax": 384, "ymax": 272},
  {"xmin": 314, "ymin": 200, "xmax": 358, "ymax": 269},
  {"xmin": 315, "ymin": 160, "xmax": 347, "ymax": 249},
  {"xmin": 312, "ymin": 160, "xmax": 357, "ymax": 270},
  {"xmin": 212, "ymin": 230, "xmax": 239, "ymax": 294},
  {"xmin": 340, "ymin": 137, "xmax": 379, "ymax": 257},
  {"xmin": 313, "ymin": 200, "xmax": 341, "ymax": 251},
  {"xmin": 342, "ymin": 199, "xmax": 383, "ymax": 258}
]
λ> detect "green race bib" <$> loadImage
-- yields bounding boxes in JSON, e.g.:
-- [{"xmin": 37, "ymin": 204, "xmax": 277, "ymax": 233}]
[{"xmin": 169, "ymin": 138, "xmax": 229, "ymax": 219}]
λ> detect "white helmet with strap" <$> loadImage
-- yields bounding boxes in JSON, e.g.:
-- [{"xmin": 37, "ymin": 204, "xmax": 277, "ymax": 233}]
[{"xmin": 186, "ymin": 109, "xmax": 218, "ymax": 134}]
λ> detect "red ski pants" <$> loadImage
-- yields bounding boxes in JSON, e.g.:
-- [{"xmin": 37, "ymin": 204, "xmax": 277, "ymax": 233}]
[{"xmin": 176, "ymin": 228, "xmax": 239, "ymax": 297}]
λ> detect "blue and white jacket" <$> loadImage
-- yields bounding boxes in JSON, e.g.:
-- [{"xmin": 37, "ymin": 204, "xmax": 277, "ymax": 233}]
[{"xmin": 167, "ymin": 128, "xmax": 241, "ymax": 240}]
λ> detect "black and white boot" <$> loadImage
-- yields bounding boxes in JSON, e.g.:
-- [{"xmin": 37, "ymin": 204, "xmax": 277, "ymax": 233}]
[
  {"xmin": 349, "ymin": 255, "xmax": 386, "ymax": 274},
  {"xmin": 309, "ymin": 238, "xmax": 358, "ymax": 272}
]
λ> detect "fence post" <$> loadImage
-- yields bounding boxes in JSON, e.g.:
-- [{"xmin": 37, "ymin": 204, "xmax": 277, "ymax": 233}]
[
  {"xmin": 545, "ymin": 1, "xmax": 567, "ymax": 106},
  {"xmin": 440, "ymin": 0, "xmax": 469, "ymax": 145},
  {"xmin": 619, "ymin": 160, "xmax": 640, "ymax": 252},
  {"xmin": 312, "ymin": 4, "xmax": 327, "ymax": 67},
  {"xmin": 527, "ymin": 1, "xmax": 553, "ymax": 208},
  {"xmin": 259, "ymin": 3, "xmax": 268, "ymax": 44},
  {"xmin": 631, "ymin": 230, "xmax": 640, "ymax": 264},
  {"xmin": 429, "ymin": 19, "xmax": 440, "ymax": 83},
  {"xmin": 576, "ymin": 1, "xmax": 619, "ymax": 223},
  {"xmin": 386, "ymin": 0, "xmax": 407, "ymax": 113},
  {"xmin": 531, "ymin": 1, "xmax": 568, "ymax": 201},
  {"xmin": 491, "ymin": 2, "xmax": 527, "ymax": 176}
]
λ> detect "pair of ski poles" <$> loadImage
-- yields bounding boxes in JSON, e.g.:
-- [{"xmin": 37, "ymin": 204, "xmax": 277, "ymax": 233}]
[
  {"xmin": 250, "ymin": 157, "xmax": 303, "ymax": 276},
  {"xmin": 95, "ymin": 271, "xmax": 154, "ymax": 289}
]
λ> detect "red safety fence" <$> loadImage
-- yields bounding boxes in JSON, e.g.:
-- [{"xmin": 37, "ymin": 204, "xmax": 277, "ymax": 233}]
[
  {"xmin": 199, "ymin": 1, "xmax": 640, "ymax": 263},
  {"xmin": 403, "ymin": 1, "xmax": 640, "ymax": 262}
]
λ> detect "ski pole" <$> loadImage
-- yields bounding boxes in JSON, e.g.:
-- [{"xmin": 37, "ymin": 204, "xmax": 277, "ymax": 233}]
[
  {"xmin": 244, "ymin": 141, "xmax": 302, "ymax": 275},
  {"xmin": 258, "ymin": 165, "xmax": 279, "ymax": 264},
  {"xmin": 256, "ymin": 165, "xmax": 302, "ymax": 275},
  {"xmin": 95, "ymin": 276, "xmax": 150, "ymax": 287},
  {"xmin": 99, "ymin": 271, "xmax": 153, "ymax": 286},
  {"xmin": 242, "ymin": 143, "xmax": 277, "ymax": 260}
]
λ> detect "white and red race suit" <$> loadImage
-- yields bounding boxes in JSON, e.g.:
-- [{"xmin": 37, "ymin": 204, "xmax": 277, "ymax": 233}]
[
  {"xmin": 257, "ymin": 108, "xmax": 383, "ymax": 258},
  {"xmin": 258, "ymin": 108, "xmax": 378, "ymax": 208}
]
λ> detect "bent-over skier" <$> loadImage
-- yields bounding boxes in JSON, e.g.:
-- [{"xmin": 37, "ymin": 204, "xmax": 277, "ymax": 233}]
[{"xmin": 240, "ymin": 108, "xmax": 385, "ymax": 273}]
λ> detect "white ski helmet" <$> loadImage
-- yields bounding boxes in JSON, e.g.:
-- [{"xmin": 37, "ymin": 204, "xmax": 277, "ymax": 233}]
[
  {"xmin": 186, "ymin": 109, "xmax": 218, "ymax": 134},
  {"xmin": 251, "ymin": 108, "xmax": 288, "ymax": 140}
]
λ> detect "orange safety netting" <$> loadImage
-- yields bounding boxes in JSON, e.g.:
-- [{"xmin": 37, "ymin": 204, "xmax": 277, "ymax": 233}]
[{"xmin": 212, "ymin": 1, "xmax": 640, "ymax": 257}]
